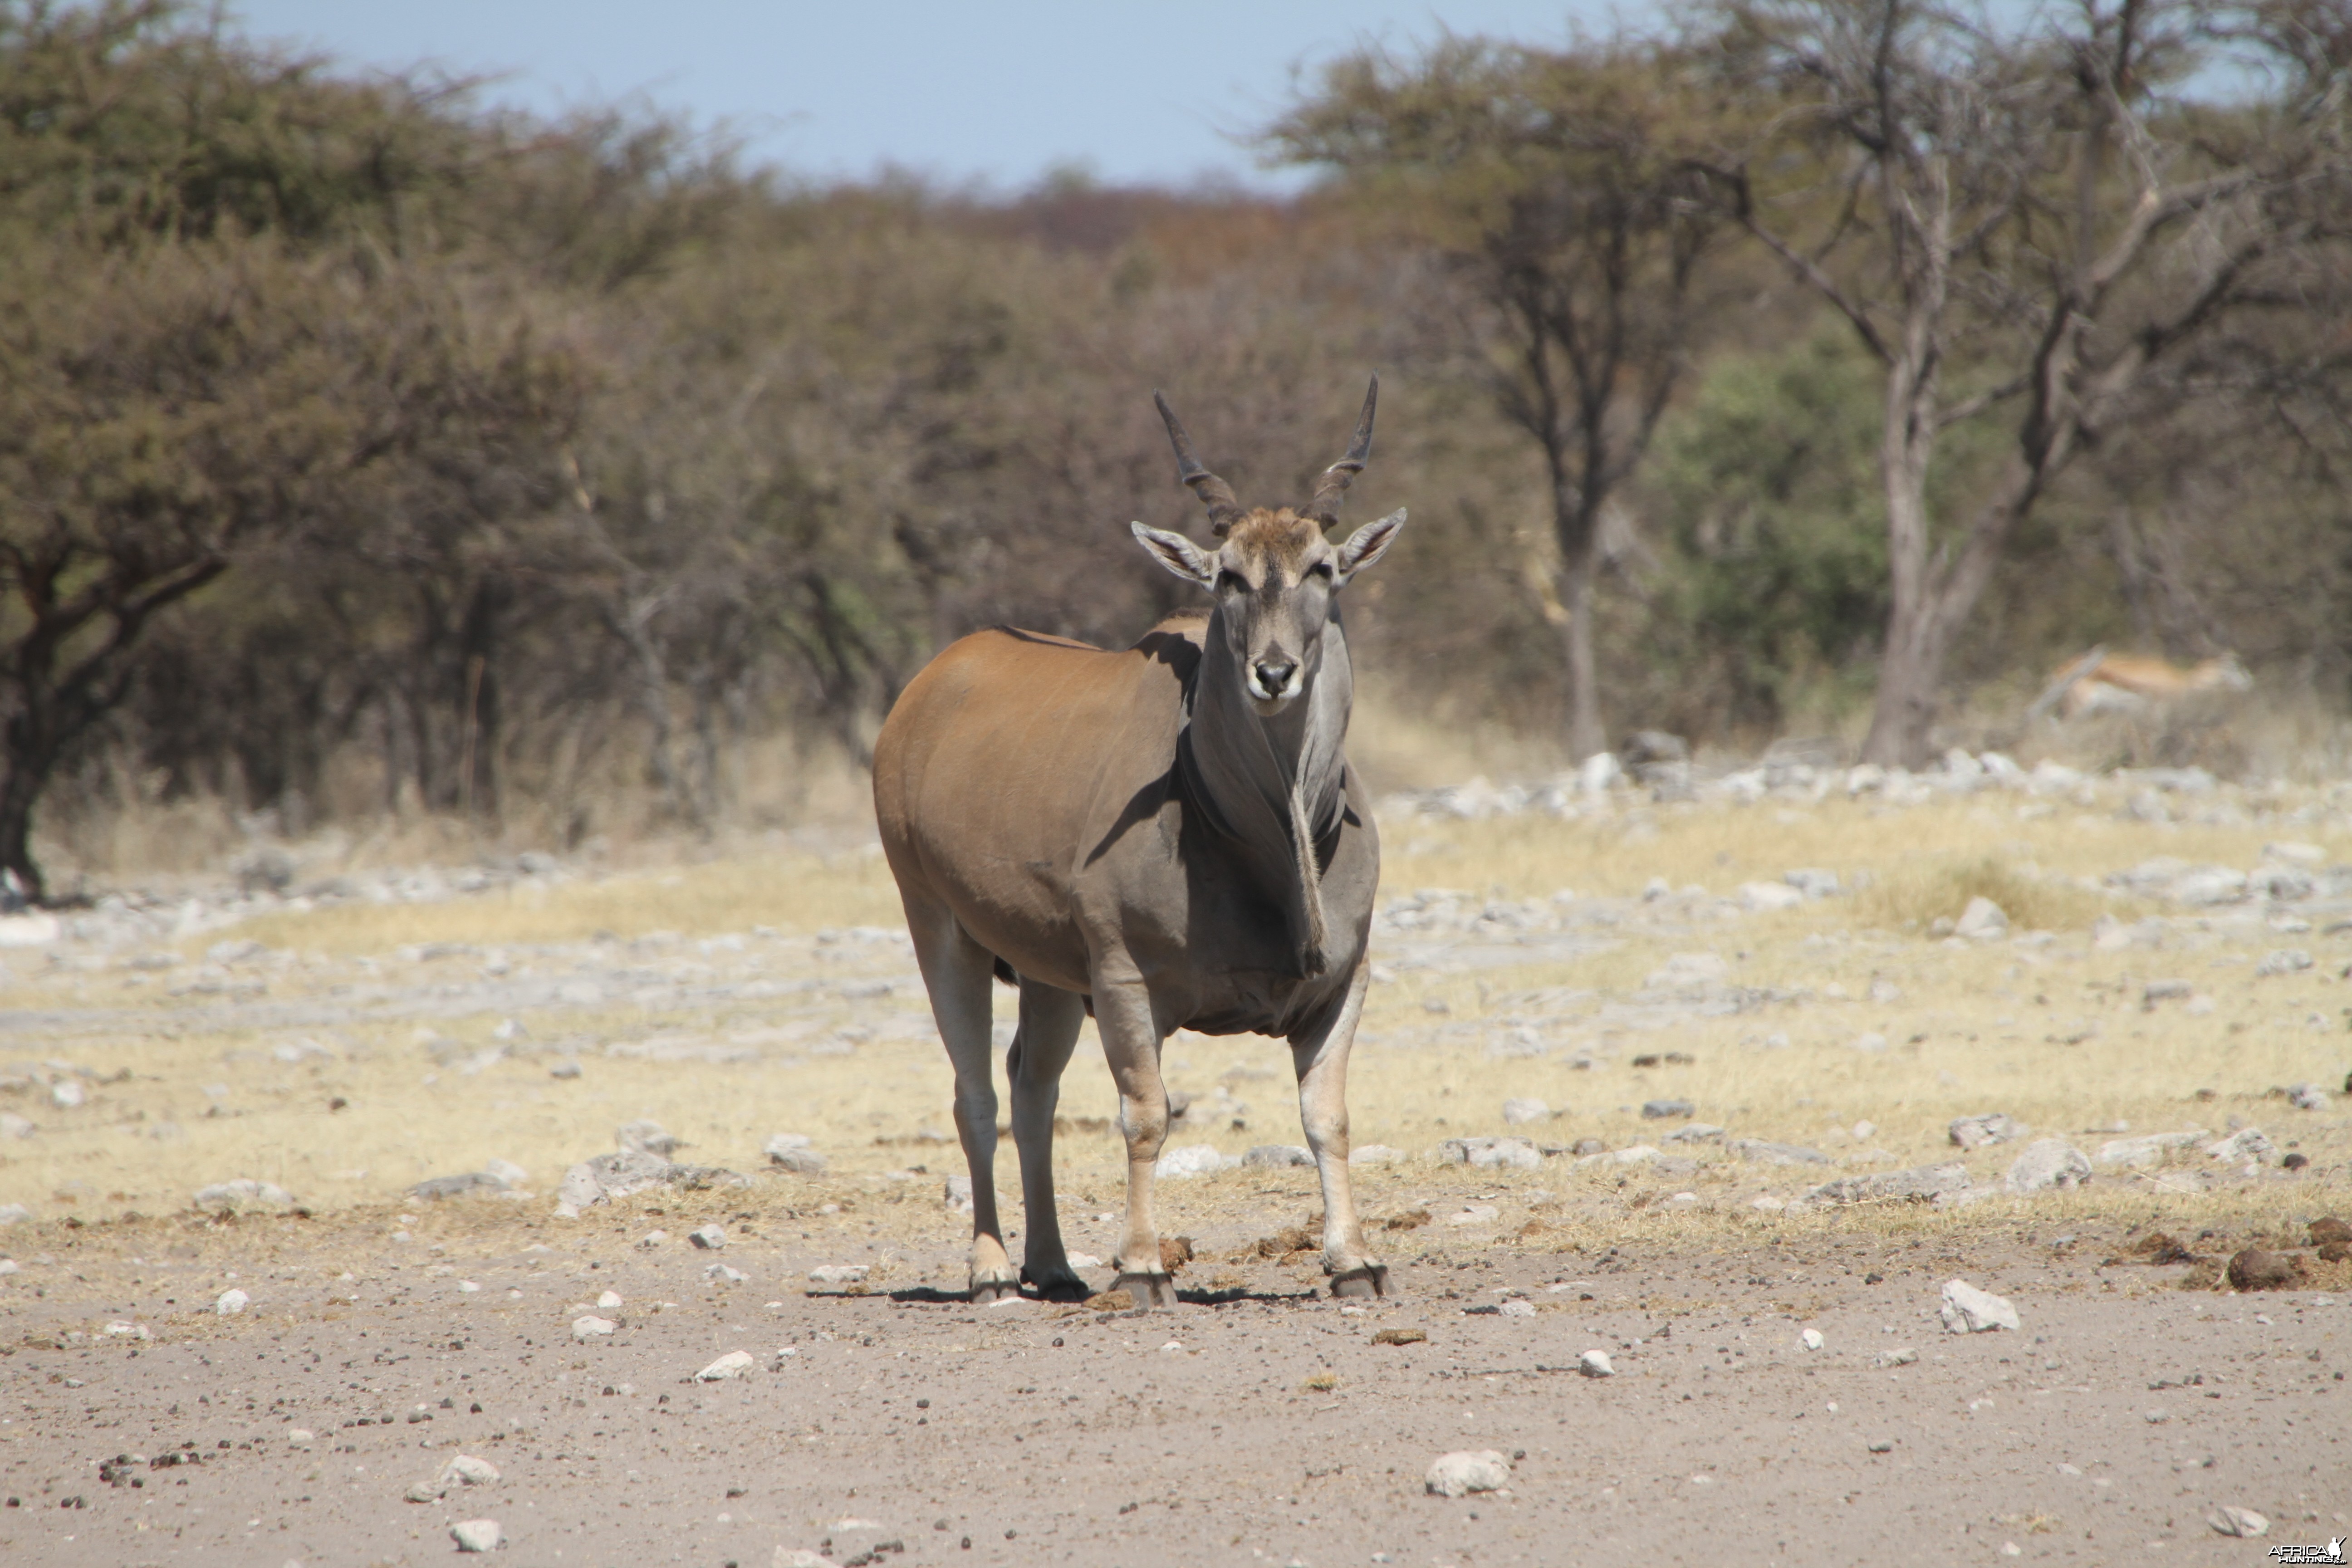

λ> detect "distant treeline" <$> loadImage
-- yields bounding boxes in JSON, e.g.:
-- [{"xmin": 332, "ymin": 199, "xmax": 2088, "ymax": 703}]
[{"xmin": 2, "ymin": 0, "xmax": 2348, "ymax": 897}]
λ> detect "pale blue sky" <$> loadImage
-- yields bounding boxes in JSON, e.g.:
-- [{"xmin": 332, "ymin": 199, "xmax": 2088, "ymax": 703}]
[{"xmin": 225, "ymin": 2, "xmax": 1650, "ymax": 191}]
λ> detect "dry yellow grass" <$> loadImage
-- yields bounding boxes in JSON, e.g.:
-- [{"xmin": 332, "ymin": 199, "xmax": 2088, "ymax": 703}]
[{"xmin": 1, "ymin": 793, "xmax": 2345, "ymax": 1251}]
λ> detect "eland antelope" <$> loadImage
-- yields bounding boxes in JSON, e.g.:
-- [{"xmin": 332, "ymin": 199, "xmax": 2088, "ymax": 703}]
[{"xmin": 872, "ymin": 379, "xmax": 1404, "ymax": 1306}]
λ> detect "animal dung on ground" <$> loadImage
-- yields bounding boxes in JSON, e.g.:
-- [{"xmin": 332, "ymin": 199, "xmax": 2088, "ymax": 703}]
[
  {"xmin": 1940, "ymin": 1279, "xmax": 2019, "ymax": 1333},
  {"xmin": 1372, "ymin": 1328, "xmax": 1427, "ymax": 1346},
  {"xmin": 1158, "ymin": 1235, "xmax": 1194, "ymax": 1272},
  {"xmin": 1424, "ymin": 1450, "xmax": 1511, "ymax": 1498},
  {"xmin": 2225, "ymin": 1248, "xmax": 2303, "ymax": 1291},
  {"xmin": 1084, "ymin": 1289, "xmax": 1134, "ymax": 1313},
  {"xmin": 2309, "ymin": 1215, "xmax": 2352, "ymax": 1247}
]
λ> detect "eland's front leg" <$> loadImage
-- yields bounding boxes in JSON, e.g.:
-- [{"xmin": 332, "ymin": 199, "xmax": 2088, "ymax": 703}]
[
  {"xmin": 1094, "ymin": 980, "xmax": 1180, "ymax": 1308},
  {"xmin": 1293, "ymin": 961, "xmax": 1387, "ymax": 1297}
]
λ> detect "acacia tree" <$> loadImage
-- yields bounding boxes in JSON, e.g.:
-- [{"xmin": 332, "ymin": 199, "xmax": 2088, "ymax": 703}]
[
  {"xmin": 1698, "ymin": 0, "xmax": 2352, "ymax": 764},
  {"xmin": 1269, "ymin": 36, "xmax": 1725, "ymax": 759}
]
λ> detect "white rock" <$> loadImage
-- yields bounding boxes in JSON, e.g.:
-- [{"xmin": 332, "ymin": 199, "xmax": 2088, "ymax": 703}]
[
  {"xmin": 442, "ymin": 1454, "xmax": 499, "ymax": 1486},
  {"xmin": 2255, "ymin": 949, "xmax": 2313, "ymax": 977},
  {"xmin": 1954, "ymin": 897, "xmax": 2009, "ymax": 939},
  {"xmin": 0, "ymin": 911, "xmax": 60, "ymax": 946},
  {"xmin": 808, "ymin": 1264, "xmax": 869, "ymax": 1285},
  {"xmin": 764, "ymin": 1133, "xmax": 827, "ymax": 1175},
  {"xmin": 943, "ymin": 1174, "xmax": 974, "ymax": 1211},
  {"xmin": 617, "ymin": 1118, "xmax": 680, "ymax": 1156},
  {"xmin": 2207, "ymin": 1506, "xmax": 2269, "ymax": 1538},
  {"xmin": 1440, "ymin": 1135, "xmax": 1542, "ymax": 1170},
  {"xmin": 1784, "ymin": 868, "xmax": 1840, "ymax": 899},
  {"xmin": 695, "ymin": 1350, "xmax": 755, "ymax": 1381},
  {"xmin": 1940, "ymin": 1279, "xmax": 2019, "ymax": 1333},
  {"xmin": 2094, "ymin": 1129, "xmax": 2206, "ymax": 1168},
  {"xmin": 1154, "ymin": 1144, "xmax": 1234, "ymax": 1179},
  {"xmin": 1424, "ymin": 1449, "xmax": 1511, "ymax": 1497},
  {"xmin": 451, "ymin": 1519, "xmax": 504, "ymax": 1553},
  {"xmin": 571, "ymin": 1316, "xmax": 617, "ymax": 1340},
  {"xmin": 2205, "ymin": 1127, "xmax": 2274, "ymax": 1165},
  {"xmin": 1242, "ymin": 1143, "xmax": 1314, "ymax": 1169},
  {"xmin": 2004, "ymin": 1138, "xmax": 2092, "ymax": 1194},
  {"xmin": 1500, "ymin": 1097, "xmax": 1550, "ymax": 1125},
  {"xmin": 2286, "ymin": 1082, "xmax": 2331, "ymax": 1111},
  {"xmin": 705, "ymin": 1262, "xmax": 748, "ymax": 1283},
  {"xmin": 554, "ymin": 1163, "xmax": 602, "ymax": 1214},
  {"xmin": 1498, "ymin": 1298, "xmax": 1535, "ymax": 1318},
  {"xmin": 596, "ymin": 1289, "xmax": 622, "ymax": 1309},
  {"xmin": 1801, "ymin": 1328, "xmax": 1824, "ymax": 1351},
  {"xmin": 191, "ymin": 1178, "xmax": 295, "ymax": 1214},
  {"xmin": 1949, "ymin": 1112, "xmax": 2028, "ymax": 1149},
  {"xmin": 1446, "ymin": 1204, "xmax": 1501, "ymax": 1227},
  {"xmin": 1738, "ymin": 881, "xmax": 1805, "ymax": 913},
  {"xmin": 1578, "ymin": 1348, "xmax": 1615, "ymax": 1377},
  {"xmin": 287, "ymin": 1429, "xmax": 314, "ymax": 1447},
  {"xmin": 0, "ymin": 1204, "xmax": 27, "ymax": 1226},
  {"xmin": 0, "ymin": 1112, "xmax": 30, "ymax": 1139},
  {"xmin": 49, "ymin": 1078, "xmax": 84, "ymax": 1110},
  {"xmin": 215, "ymin": 1288, "xmax": 250, "ymax": 1316},
  {"xmin": 688, "ymin": 1225, "xmax": 726, "ymax": 1250},
  {"xmin": 482, "ymin": 1158, "xmax": 528, "ymax": 1187},
  {"xmin": 1875, "ymin": 1347, "xmax": 1919, "ymax": 1368},
  {"xmin": 1348, "ymin": 1144, "xmax": 1404, "ymax": 1166}
]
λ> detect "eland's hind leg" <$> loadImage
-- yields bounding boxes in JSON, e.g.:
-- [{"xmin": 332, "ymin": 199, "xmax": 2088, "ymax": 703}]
[
  {"xmin": 902, "ymin": 897, "xmax": 1015, "ymax": 1301},
  {"xmin": 1007, "ymin": 978, "xmax": 1089, "ymax": 1300}
]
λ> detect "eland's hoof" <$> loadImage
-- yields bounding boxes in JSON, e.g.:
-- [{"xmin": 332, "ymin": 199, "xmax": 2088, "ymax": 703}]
[
  {"xmin": 1022, "ymin": 1269, "xmax": 1092, "ymax": 1304},
  {"xmin": 970, "ymin": 1279, "xmax": 1022, "ymax": 1304},
  {"xmin": 1111, "ymin": 1271, "xmax": 1181, "ymax": 1308},
  {"xmin": 1328, "ymin": 1264, "xmax": 1391, "ymax": 1299}
]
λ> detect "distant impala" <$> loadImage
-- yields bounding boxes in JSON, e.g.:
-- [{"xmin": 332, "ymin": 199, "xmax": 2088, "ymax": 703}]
[
  {"xmin": 2052, "ymin": 649, "xmax": 2251, "ymax": 719},
  {"xmin": 872, "ymin": 380, "xmax": 1404, "ymax": 1307}
]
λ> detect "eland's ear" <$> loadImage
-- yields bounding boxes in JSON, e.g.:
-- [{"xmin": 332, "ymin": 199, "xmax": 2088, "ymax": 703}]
[
  {"xmin": 1333, "ymin": 508, "xmax": 1406, "ymax": 583},
  {"xmin": 1131, "ymin": 522, "xmax": 1217, "ymax": 587}
]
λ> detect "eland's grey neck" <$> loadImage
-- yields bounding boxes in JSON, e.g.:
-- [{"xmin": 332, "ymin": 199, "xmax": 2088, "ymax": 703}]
[{"xmin": 1188, "ymin": 607, "xmax": 1354, "ymax": 976}]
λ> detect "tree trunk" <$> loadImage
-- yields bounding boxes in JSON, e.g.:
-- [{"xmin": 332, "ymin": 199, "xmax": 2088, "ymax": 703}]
[
  {"xmin": 0, "ymin": 757, "xmax": 49, "ymax": 906},
  {"xmin": 1860, "ymin": 347, "xmax": 1946, "ymax": 767},
  {"xmin": 1556, "ymin": 547, "xmax": 1606, "ymax": 762}
]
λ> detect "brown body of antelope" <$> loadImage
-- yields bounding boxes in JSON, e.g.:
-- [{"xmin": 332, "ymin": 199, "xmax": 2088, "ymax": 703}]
[
  {"xmin": 2057, "ymin": 650, "xmax": 2250, "ymax": 719},
  {"xmin": 871, "ymin": 380, "xmax": 1405, "ymax": 1306}
]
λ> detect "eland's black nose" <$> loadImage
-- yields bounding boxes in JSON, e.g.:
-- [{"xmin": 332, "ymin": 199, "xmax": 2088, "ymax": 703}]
[{"xmin": 1254, "ymin": 659, "xmax": 1297, "ymax": 694}]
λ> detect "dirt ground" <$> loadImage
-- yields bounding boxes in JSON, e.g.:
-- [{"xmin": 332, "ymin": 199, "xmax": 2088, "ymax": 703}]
[
  {"xmin": 0, "ymin": 1200, "xmax": 2346, "ymax": 1568},
  {"xmin": 4, "ymin": 771, "xmax": 2352, "ymax": 1564}
]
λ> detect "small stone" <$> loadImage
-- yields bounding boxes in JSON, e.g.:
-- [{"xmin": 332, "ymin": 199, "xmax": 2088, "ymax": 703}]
[
  {"xmin": 1348, "ymin": 1145, "xmax": 1403, "ymax": 1167},
  {"xmin": 808, "ymin": 1264, "xmax": 869, "ymax": 1285},
  {"xmin": 2094, "ymin": 1130, "xmax": 2207, "ymax": 1168},
  {"xmin": 705, "ymin": 1262, "xmax": 748, "ymax": 1283},
  {"xmin": 1784, "ymin": 868, "xmax": 1840, "ymax": 899},
  {"xmin": 2254, "ymin": 949, "xmax": 2313, "ymax": 977},
  {"xmin": 191, "ymin": 1178, "xmax": 296, "ymax": 1214},
  {"xmin": 637, "ymin": 1229, "xmax": 668, "ymax": 1248},
  {"xmin": 1940, "ymin": 1279, "xmax": 2019, "ymax": 1333},
  {"xmin": 1372, "ymin": 1328, "xmax": 1427, "ymax": 1346},
  {"xmin": 2204, "ymin": 1127, "xmax": 2274, "ymax": 1165},
  {"xmin": 450, "ymin": 1519, "xmax": 504, "ymax": 1552},
  {"xmin": 1852, "ymin": 1120, "xmax": 1876, "ymax": 1142},
  {"xmin": 571, "ymin": 1316, "xmax": 617, "ymax": 1340},
  {"xmin": 443, "ymin": 1455, "xmax": 499, "ymax": 1486},
  {"xmin": 1875, "ymin": 1347, "xmax": 1918, "ymax": 1367},
  {"xmin": 1497, "ymin": 1298, "xmax": 1536, "ymax": 1318},
  {"xmin": 688, "ymin": 1225, "xmax": 726, "ymax": 1250},
  {"xmin": 1155, "ymin": 1144, "xmax": 1233, "ymax": 1179},
  {"xmin": 596, "ymin": 1289, "xmax": 623, "ymax": 1308},
  {"xmin": 2145, "ymin": 1408, "xmax": 2170, "ymax": 1424},
  {"xmin": 2286, "ymin": 1082, "xmax": 2331, "ymax": 1112},
  {"xmin": 1640, "ymin": 1098, "xmax": 1694, "ymax": 1120},
  {"xmin": 1948, "ymin": 1112, "xmax": 2027, "ymax": 1149},
  {"xmin": 1738, "ymin": 882, "xmax": 1805, "ymax": 913},
  {"xmin": 695, "ymin": 1350, "xmax": 755, "ymax": 1381},
  {"xmin": 1424, "ymin": 1449, "xmax": 1510, "ymax": 1497},
  {"xmin": 214, "ymin": 1287, "xmax": 249, "ymax": 1316},
  {"xmin": 1500, "ymin": 1097, "xmax": 1549, "ymax": 1125},
  {"xmin": 1801, "ymin": 1329, "xmax": 1824, "ymax": 1351},
  {"xmin": 2207, "ymin": 1505, "xmax": 2269, "ymax": 1538},
  {"xmin": 1243, "ymin": 1144, "xmax": 1313, "ymax": 1169},
  {"xmin": 1578, "ymin": 1348, "xmax": 1615, "ymax": 1377},
  {"xmin": 617, "ymin": 1118, "xmax": 681, "ymax": 1156},
  {"xmin": 943, "ymin": 1174, "xmax": 973, "ymax": 1211},
  {"xmin": 1954, "ymin": 897, "xmax": 2008, "ymax": 939},
  {"xmin": 764, "ymin": 1134, "xmax": 827, "ymax": 1175},
  {"xmin": 49, "ymin": 1078, "xmax": 85, "ymax": 1110},
  {"xmin": 1852, "ymin": 1031, "xmax": 1888, "ymax": 1053},
  {"xmin": 287, "ymin": 1429, "xmax": 314, "ymax": 1447},
  {"xmin": 2005, "ymin": 1139, "xmax": 2093, "ymax": 1194},
  {"xmin": 1730, "ymin": 1138, "xmax": 1830, "ymax": 1166},
  {"xmin": 1866, "ymin": 1440, "xmax": 1894, "ymax": 1454},
  {"xmin": 1800, "ymin": 1163, "xmax": 1970, "ymax": 1207},
  {"xmin": 1661, "ymin": 1123, "xmax": 1724, "ymax": 1145},
  {"xmin": 0, "ymin": 1203, "xmax": 28, "ymax": 1226},
  {"xmin": 2225, "ymin": 1248, "xmax": 2303, "ymax": 1291},
  {"xmin": 548, "ymin": 1058, "xmax": 582, "ymax": 1079},
  {"xmin": 0, "ymin": 1112, "xmax": 32, "ymax": 1139}
]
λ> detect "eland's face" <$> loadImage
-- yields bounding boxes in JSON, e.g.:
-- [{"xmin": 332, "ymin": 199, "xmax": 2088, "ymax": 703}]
[{"xmin": 1210, "ymin": 510, "xmax": 1337, "ymax": 713}]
